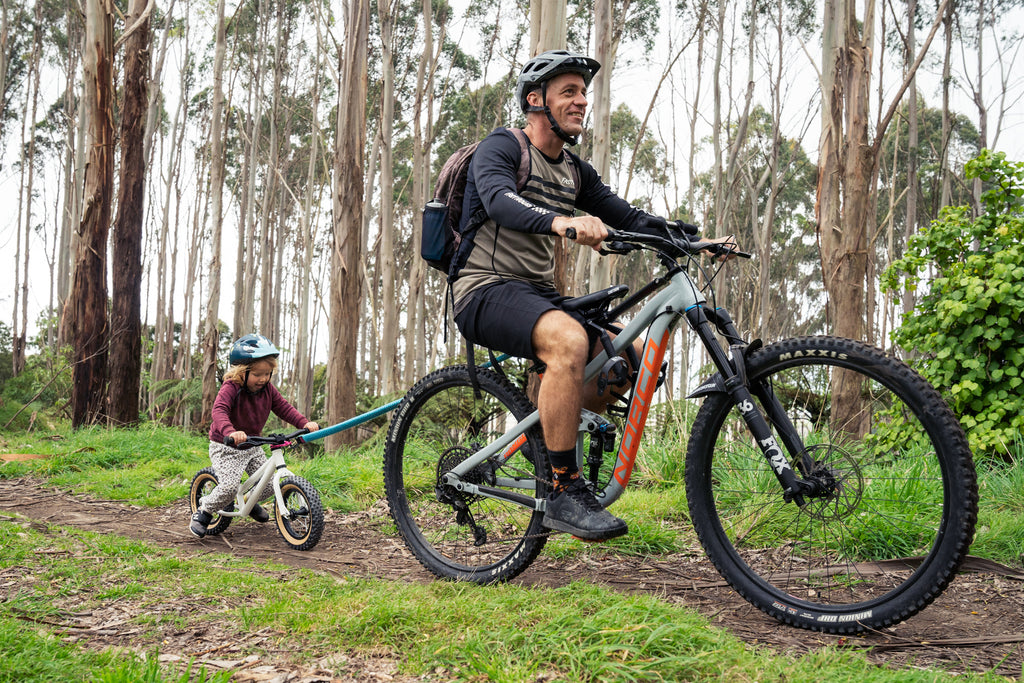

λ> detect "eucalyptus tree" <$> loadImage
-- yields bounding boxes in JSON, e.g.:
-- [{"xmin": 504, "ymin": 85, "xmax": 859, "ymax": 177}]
[
  {"xmin": 108, "ymin": 0, "xmax": 153, "ymax": 426},
  {"xmin": 327, "ymin": 0, "xmax": 370, "ymax": 448},
  {"xmin": 571, "ymin": 0, "xmax": 660, "ymax": 291},
  {"xmin": 200, "ymin": 0, "xmax": 231, "ymax": 425},
  {"xmin": 691, "ymin": 105, "xmax": 820, "ymax": 341},
  {"xmin": 11, "ymin": 0, "xmax": 43, "ymax": 378},
  {"xmin": 0, "ymin": 0, "xmax": 32, "ymax": 146},
  {"xmin": 955, "ymin": 0, "xmax": 1024, "ymax": 208},
  {"xmin": 817, "ymin": 0, "xmax": 948, "ymax": 436},
  {"xmin": 69, "ymin": 0, "xmax": 114, "ymax": 427}
]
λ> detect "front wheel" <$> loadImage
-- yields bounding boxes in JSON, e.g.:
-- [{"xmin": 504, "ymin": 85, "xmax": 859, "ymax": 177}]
[
  {"xmin": 384, "ymin": 365, "xmax": 550, "ymax": 583},
  {"xmin": 274, "ymin": 476, "xmax": 324, "ymax": 551},
  {"xmin": 685, "ymin": 336, "xmax": 978, "ymax": 634},
  {"xmin": 188, "ymin": 467, "xmax": 231, "ymax": 536}
]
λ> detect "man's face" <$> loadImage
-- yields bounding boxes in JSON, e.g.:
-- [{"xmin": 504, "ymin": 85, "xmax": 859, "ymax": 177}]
[{"xmin": 531, "ymin": 72, "xmax": 588, "ymax": 137}]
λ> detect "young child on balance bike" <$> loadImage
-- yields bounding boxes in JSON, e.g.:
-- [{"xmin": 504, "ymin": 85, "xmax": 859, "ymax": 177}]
[{"xmin": 189, "ymin": 334, "xmax": 319, "ymax": 538}]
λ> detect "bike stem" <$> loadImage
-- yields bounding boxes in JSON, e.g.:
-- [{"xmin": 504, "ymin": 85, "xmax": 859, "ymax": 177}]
[{"xmin": 685, "ymin": 305, "xmax": 809, "ymax": 506}]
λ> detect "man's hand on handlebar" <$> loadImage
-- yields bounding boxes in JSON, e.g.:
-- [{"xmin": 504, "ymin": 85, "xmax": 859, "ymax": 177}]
[
  {"xmin": 553, "ymin": 215, "xmax": 606, "ymax": 250},
  {"xmin": 701, "ymin": 234, "xmax": 742, "ymax": 261}
]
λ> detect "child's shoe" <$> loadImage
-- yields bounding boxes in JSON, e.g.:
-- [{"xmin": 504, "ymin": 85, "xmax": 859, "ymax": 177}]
[
  {"xmin": 249, "ymin": 504, "xmax": 269, "ymax": 523},
  {"xmin": 190, "ymin": 509, "xmax": 213, "ymax": 538}
]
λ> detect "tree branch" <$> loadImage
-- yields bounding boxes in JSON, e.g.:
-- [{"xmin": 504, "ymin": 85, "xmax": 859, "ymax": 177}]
[{"xmin": 873, "ymin": 0, "xmax": 950, "ymax": 155}]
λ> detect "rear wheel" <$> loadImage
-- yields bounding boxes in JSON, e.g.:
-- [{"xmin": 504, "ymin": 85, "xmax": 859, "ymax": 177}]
[
  {"xmin": 685, "ymin": 336, "xmax": 978, "ymax": 633},
  {"xmin": 188, "ymin": 468, "xmax": 232, "ymax": 536},
  {"xmin": 274, "ymin": 476, "xmax": 324, "ymax": 551},
  {"xmin": 384, "ymin": 366, "xmax": 550, "ymax": 583}
]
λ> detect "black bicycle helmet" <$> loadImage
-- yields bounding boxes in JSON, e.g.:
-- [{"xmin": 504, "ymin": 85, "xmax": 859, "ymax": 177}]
[
  {"xmin": 228, "ymin": 334, "xmax": 280, "ymax": 365},
  {"xmin": 515, "ymin": 50, "xmax": 601, "ymax": 146}
]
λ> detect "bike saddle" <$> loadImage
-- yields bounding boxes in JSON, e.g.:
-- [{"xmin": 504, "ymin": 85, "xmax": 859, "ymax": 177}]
[{"xmin": 561, "ymin": 285, "xmax": 629, "ymax": 315}]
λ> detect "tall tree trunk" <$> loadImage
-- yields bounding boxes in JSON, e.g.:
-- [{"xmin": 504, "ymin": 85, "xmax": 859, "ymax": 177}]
[
  {"xmin": 818, "ymin": 0, "xmax": 948, "ymax": 435},
  {"xmin": 939, "ymin": 0, "xmax": 954, "ymax": 207},
  {"xmin": 12, "ymin": 0, "xmax": 42, "ymax": 377},
  {"xmin": 294, "ymin": 13, "xmax": 324, "ymax": 417},
  {"xmin": 109, "ymin": 0, "xmax": 151, "ymax": 426},
  {"xmin": 260, "ymin": 3, "xmax": 287, "ymax": 342},
  {"xmin": 971, "ymin": 0, "xmax": 986, "ymax": 211},
  {"xmin": 379, "ymin": 0, "xmax": 398, "ymax": 394},
  {"xmin": 408, "ymin": 0, "xmax": 438, "ymax": 383},
  {"xmin": 57, "ymin": 13, "xmax": 84, "ymax": 342},
  {"xmin": 0, "ymin": 0, "xmax": 8, "ymax": 142},
  {"xmin": 587, "ymin": 0, "xmax": 613, "ymax": 293},
  {"xmin": 201, "ymin": 0, "xmax": 230, "ymax": 426},
  {"xmin": 903, "ymin": 0, "xmax": 919, "ymax": 318},
  {"xmin": 529, "ymin": 0, "xmax": 568, "ymax": 295},
  {"xmin": 70, "ymin": 0, "xmax": 115, "ymax": 428},
  {"xmin": 326, "ymin": 0, "xmax": 368, "ymax": 449}
]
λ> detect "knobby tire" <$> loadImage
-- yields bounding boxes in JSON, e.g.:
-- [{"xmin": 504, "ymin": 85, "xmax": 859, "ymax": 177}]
[
  {"xmin": 275, "ymin": 476, "xmax": 325, "ymax": 551},
  {"xmin": 384, "ymin": 366, "xmax": 550, "ymax": 583},
  {"xmin": 685, "ymin": 336, "xmax": 978, "ymax": 633}
]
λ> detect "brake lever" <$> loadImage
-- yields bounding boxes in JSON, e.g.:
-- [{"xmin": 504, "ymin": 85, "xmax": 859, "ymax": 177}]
[
  {"xmin": 694, "ymin": 240, "xmax": 753, "ymax": 259},
  {"xmin": 598, "ymin": 241, "xmax": 634, "ymax": 255}
]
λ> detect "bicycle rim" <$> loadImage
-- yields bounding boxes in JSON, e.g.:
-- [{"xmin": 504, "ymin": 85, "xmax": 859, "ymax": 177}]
[
  {"xmin": 275, "ymin": 477, "xmax": 324, "ymax": 551},
  {"xmin": 189, "ymin": 468, "xmax": 231, "ymax": 536},
  {"xmin": 384, "ymin": 366, "xmax": 550, "ymax": 583},
  {"xmin": 686, "ymin": 336, "xmax": 977, "ymax": 633}
]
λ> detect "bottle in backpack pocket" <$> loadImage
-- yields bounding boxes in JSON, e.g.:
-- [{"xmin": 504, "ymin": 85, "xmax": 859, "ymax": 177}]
[{"xmin": 421, "ymin": 199, "xmax": 449, "ymax": 264}]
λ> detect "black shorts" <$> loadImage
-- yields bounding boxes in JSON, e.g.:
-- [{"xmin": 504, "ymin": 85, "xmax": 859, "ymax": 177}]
[{"xmin": 453, "ymin": 280, "xmax": 596, "ymax": 362}]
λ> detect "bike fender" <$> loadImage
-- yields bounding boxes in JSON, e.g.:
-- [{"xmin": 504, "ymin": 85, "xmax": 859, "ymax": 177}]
[{"xmin": 687, "ymin": 372, "xmax": 726, "ymax": 398}]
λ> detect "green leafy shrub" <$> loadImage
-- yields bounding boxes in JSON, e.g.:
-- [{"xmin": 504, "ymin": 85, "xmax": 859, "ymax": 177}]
[{"xmin": 882, "ymin": 149, "xmax": 1024, "ymax": 456}]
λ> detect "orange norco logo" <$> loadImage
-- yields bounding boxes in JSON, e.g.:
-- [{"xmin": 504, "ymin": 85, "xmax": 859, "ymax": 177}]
[{"xmin": 614, "ymin": 330, "xmax": 670, "ymax": 487}]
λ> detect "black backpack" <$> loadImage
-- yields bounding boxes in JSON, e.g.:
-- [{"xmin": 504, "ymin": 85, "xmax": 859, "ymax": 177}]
[{"xmin": 421, "ymin": 128, "xmax": 580, "ymax": 276}]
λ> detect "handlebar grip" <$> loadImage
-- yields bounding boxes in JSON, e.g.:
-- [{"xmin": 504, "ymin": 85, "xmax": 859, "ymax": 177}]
[
  {"xmin": 565, "ymin": 227, "xmax": 577, "ymax": 240},
  {"xmin": 224, "ymin": 435, "xmax": 236, "ymax": 447}
]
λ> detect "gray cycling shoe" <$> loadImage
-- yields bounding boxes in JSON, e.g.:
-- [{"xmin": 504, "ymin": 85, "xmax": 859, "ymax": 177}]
[{"xmin": 542, "ymin": 478, "xmax": 628, "ymax": 540}]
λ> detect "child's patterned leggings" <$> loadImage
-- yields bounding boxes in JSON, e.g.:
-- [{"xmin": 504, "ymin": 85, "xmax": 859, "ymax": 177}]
[{"xmin": 199, "ymin": 441, "xmax": 276, "ymax": 514}]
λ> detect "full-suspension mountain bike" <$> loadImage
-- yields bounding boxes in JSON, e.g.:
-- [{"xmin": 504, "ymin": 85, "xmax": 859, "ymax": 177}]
[
  {"xmin": 383, "ymin": 220, "xmax": 978, "ymax": 634},
  {"xmin": 189, "ymin": 429, "xmax": 325, "ymax": 551}
]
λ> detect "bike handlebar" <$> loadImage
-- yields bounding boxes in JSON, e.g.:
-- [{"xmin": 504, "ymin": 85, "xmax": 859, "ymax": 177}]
[
  {"xmin": 225, "ymin": 427, "xmax": 310, "ymax": 449},
  {"xmin": 565, "ymin": 217, "xmax": 751, "ymax": 260}
]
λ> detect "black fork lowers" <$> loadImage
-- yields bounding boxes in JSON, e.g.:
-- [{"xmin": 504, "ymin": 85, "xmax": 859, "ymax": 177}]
[{"xmin": 685, "ymin": 305, "xmax": 812, "ymax": 505}]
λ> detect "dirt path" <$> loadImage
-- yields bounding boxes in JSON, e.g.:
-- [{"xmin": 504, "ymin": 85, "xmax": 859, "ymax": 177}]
[{"xmin": 2, "ymin": 476, "xmax": 1023, "ymax": 680}]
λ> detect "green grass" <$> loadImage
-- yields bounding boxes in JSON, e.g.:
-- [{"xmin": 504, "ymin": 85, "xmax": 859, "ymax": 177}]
[
  {"xmin": 0, "ymin": 424, "xmax": 382, "ymax": 511},
  {"xmin": 2, "ymin": 423, "xmax": 1024, "ymax": 680},
  {"xmin": 0, "ymin": 520, "xmax": 1012, "ymax": 683}
]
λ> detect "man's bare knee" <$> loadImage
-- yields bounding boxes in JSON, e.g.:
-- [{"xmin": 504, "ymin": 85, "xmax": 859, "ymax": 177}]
[{"xmin": 533, "ymin": 311, "xmax": 588, "ymax": 370}]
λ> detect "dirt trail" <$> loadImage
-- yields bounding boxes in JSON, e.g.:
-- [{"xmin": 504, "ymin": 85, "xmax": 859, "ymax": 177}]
[{"xmin": 2, "ymin": 476, "xmax": 1023, "ymax": 680}]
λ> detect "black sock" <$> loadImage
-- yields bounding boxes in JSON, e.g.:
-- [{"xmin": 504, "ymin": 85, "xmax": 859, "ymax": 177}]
[{"xmin": 548, "ymin": 447, "xmax": 579, "ymax": 492}]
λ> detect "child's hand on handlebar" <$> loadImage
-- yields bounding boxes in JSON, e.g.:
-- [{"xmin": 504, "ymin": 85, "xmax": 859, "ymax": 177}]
[{"xmin": 228, "ymin": 430, "xmax": 247, "ymax": 446}]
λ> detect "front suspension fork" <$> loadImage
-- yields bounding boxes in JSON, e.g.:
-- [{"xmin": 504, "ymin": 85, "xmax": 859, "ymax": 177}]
[{"xmin": 686, "ymin": 305, "xmax": 811, "ymax": 505}]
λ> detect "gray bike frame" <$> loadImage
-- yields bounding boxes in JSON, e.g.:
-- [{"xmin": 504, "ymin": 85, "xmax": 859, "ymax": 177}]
[{"xmin": 439, "ymin": 268, "xmax": 706, "ymax": 512}]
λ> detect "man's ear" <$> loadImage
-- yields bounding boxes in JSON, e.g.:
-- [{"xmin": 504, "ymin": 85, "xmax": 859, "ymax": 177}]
[{"xmin": 526, "ymin": 88, "xmax": 543, "ymax": 109}]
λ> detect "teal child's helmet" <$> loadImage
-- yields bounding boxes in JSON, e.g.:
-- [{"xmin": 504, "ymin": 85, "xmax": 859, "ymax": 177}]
[{"xmin": 228, "ymin": 334, "xmax": 280, "ymax": 365}]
